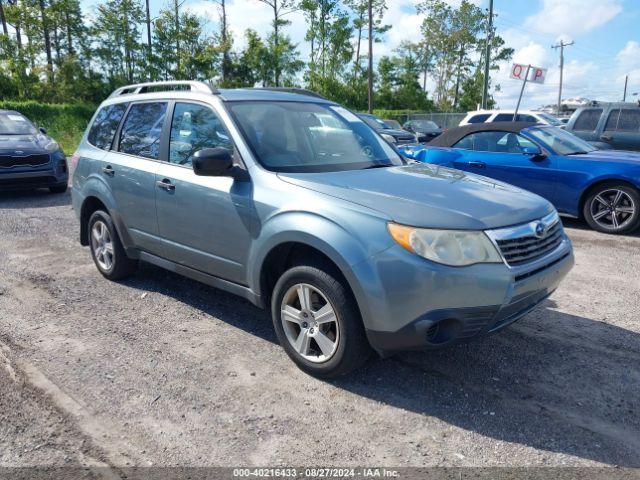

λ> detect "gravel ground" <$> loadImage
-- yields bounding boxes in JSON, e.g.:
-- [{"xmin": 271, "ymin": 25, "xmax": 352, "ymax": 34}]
[{"xmin": 0, "ymin": 188, "xmax": 639, "ymax": 473}]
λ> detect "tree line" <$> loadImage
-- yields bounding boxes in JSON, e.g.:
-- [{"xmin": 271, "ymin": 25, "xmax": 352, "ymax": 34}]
[{"xmin": 0, "ymin": 0, "xmax": 512, "ymax": 112}]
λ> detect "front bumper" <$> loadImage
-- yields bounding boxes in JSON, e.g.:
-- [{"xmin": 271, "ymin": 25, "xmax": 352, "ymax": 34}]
[
  {"xmin": 351, "ymin": 235, "xmax": 574, "ymax": 355},
  {"xmin": 0, "ymin": 159, "xmax": 68, "ymax": 190}
]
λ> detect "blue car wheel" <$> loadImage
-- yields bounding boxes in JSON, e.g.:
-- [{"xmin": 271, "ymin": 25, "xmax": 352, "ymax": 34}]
[{"xmin": 583, "ymin": 183, "xmax": 640, "ymax": 234}]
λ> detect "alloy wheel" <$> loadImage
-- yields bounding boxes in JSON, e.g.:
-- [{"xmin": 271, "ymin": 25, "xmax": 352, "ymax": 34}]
[
  {"xmin": 590, "ymin": 189, "xmax": 636, "ymax": 231},
  {"xmin": 280, "ymin": 283, "xmax": 340, "ymax": 363},
  {"xmin": 91, "ymin": 220, "xmax": 115, "ymax": 271}
]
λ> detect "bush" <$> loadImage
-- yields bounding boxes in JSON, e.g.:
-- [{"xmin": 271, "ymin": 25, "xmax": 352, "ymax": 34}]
[{"xmin": 0, "ymin": 101, "xmax": 96, "ymax": 154}]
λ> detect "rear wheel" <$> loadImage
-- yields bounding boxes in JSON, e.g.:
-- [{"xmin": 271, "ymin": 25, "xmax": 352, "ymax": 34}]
[
  {"xmin": 271, "ymin": 263, "xmax": 371, "ymax": 378},
  {"xmin": 88, "ymin": 210, "xmax": 138, "ymax": 280},
  {"xmin": 583, "ymin": 184, "xmax": 640, "ymax": 234}
]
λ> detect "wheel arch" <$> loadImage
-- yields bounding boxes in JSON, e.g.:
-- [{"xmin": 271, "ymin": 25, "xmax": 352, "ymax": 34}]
[{"xmin": 578, "ymin": 178, "xmax": 640, "ymax": 219}]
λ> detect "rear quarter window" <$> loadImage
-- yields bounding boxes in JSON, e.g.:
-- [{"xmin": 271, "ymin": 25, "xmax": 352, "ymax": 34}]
[
  {"xmin": 573, "ymin": 109, "xmax": 603, "ymax": 131},
  {"xmin": 466, "ymin": 114, "xmax": 490, "ymax": 124},
  {"xmin": 87, "ymin": 103, "xmax": 129, "ymax": 150}
]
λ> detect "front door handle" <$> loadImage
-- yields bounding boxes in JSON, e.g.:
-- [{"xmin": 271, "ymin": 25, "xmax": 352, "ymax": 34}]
[
  {"xmin": 468, "ymin": 160, "xmax": 486, "ymax": 168},
  {"xmin": 156, "ymin": 179, "xmax": 176, "ymax": 191},
  {"xmin": 102, "ymin": 165, "xmax": 115, "ymax": 177},
  {"xmin": 600, "ymin": 134, "xmax": 613, "ymax": 141}
]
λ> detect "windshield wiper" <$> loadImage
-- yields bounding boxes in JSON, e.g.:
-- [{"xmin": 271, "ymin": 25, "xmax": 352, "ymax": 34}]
[
  {"xmin": 565, "ymin": 151, "xmax": 589, "ymax": 155},
  {"xmin": 363, "ymin": 163, "xmax": 392, "ymax": 170}
]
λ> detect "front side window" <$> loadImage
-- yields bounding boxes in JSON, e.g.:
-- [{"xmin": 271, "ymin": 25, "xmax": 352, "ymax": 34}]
[
  {"xmin": 617, "ymin": 109, "xmax": 640, "ymax": 132},
  {"xmin": 87, "ymin": 103, "xmax": 128, "ymax": 150},
  {"xmin": 454, "ymin": 131, "xmax": 535, "ymax": 153},
  {"xmin": 169, "ymin": 103, "xmax": 233, "ymax": 166},
  {"xmin": 118, "ymin": 102, "xmax": 167, "ymax": 159},
  {"xmin": 228, "ymin": 101, "xmax": 404, "ymax": 173},
  {"xmin": 573, "ymin": 109, "xmax": 602, "ymax": 131}
]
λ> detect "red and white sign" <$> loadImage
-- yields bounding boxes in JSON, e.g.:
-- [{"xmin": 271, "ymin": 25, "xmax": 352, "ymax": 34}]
[{"xmin": 510, "ymin": 63, "xmax": 547, "ymax": 84}]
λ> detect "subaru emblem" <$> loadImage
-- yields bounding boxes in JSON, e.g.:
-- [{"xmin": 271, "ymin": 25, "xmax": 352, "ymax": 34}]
[
  {"xmin": 14, "ymin": 150, "xmax": 24, "ymax": 155},
  {"xmin": 535, "ymin": 222, "xmax": 546, "ymax": 238}
]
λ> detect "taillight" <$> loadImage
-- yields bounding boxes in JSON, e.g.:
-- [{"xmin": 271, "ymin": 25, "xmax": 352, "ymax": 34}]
[{"xmin": 70, "ymin": 153, "xmax": 80, "ymax": 170}]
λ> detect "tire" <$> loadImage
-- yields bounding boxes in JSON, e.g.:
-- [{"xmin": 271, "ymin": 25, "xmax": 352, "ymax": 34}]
[
  {"xmin": 271, "ymin": 262, "xmax": 371, "ymax": 378},
  {"xmin": 49, "ymin": 183, "xmax": 68, "ymax": 194},
  {"xmin": 88, "ymin": 210, "xmax": 138, "ymax": 280},
  {"xmin": 583, "ymin": 183, "xmax": 640, "ymax": 234}
]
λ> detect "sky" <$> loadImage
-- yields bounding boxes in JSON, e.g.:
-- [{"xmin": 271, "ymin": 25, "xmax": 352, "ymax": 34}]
[{"xmin": 81, "ymin": 0, "xmax": 640, "ymax": 110}]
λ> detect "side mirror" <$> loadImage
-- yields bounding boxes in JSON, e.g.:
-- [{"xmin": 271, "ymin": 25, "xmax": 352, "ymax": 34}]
[
  {"xmin": 522, "ymin": 145, "xmax": 546, "ymax": 160},
  {"xmin": 405, "ymin": 125, "xmax": 413, "ymax": 132},
  {"xmin": 39, "ymin": 127, "xmax": 47, "ymax": 135},
  {"xmin": 192, "ymin": 147, "xmax": 234, "ymax": 176}
]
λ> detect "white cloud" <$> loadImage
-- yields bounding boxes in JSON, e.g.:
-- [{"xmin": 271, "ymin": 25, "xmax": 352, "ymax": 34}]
[{"xmin": 523, "ymin": 0, "xmax": 622, "ymax": 37}]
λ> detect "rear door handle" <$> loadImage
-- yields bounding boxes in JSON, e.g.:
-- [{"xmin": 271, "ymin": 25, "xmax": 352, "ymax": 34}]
[
  {"xmin": 468, "ymin": 160, "xmax": 486, "ymax": 168},
  {"xmin": 102, "ymin": 165, "xmax": 115, "ymax": 177},
  {"xmin": 156, "ymin": 179, "xmax": 175, "ymax": 191},
  {"xmin": 600, "ymin": 134, "xmax": 613, "ymax": 141}
]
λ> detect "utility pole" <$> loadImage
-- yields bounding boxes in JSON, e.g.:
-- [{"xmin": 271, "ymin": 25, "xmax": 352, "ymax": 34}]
[
  {"xmin": 552, "ymin": 40, "xmax": 574, "ymax": 115},
  {"xmin": 367, "ymin": 0, "xmax": 373, "ymax": 113},
  {"xmin": 623, "ymin": 75, "xmax": 628, "ymax": 102},
  {"xmin": 481, "ymin": 0, "xmax": 493, "ymax": 109}
]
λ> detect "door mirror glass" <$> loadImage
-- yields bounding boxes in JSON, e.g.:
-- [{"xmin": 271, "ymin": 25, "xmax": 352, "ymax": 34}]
[
  {"xmin": 39, "ymin": 127, "xmax": 47, "ymax": 135},
  {"xmin": 192, "ymin": 147, "xmax": 234, "ymax": 176}
]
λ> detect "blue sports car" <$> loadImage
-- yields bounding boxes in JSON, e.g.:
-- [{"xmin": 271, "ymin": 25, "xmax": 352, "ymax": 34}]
[{"xmin": 400, "ymin": 122, "xmax": 640, "ymax": 234}]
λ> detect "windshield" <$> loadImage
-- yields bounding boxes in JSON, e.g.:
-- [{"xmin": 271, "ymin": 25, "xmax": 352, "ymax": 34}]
[
  {"xmin": 0, "ymin": 112, "xmax": 38, "ymax": 135},
  {"xmin": 359, "ymin": 114, "xmax": 388, "ymax": 131},
  {"xmin": 536, "ymin": 113, "xmax": 563, "ymax": 126},
  {"xmin": 526, "ymin": 125, "xmax": 596, "ymax": 155},
  {"xmin": 413, "ymin": 120, "xmax": 438, "ymax": 130},
  {"xmin": 228, "ymin": 101, "xmax": 404, "ymax": 173}
]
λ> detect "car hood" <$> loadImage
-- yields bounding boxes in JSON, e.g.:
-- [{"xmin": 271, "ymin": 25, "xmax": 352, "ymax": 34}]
[
  {"xmin": 383, "ymin": 128, "xmax": 414, "ymax": 138},
  {"xmin": 0, "ymin": 134, "xmax": 53, "ymax": 154},
  {"xmin": 577, "ymin": 149, "xmax": 640, "ymax": 165},
  {"xmin": 278, "ymin": 163, "xmax": 554, "ymax": 230}
]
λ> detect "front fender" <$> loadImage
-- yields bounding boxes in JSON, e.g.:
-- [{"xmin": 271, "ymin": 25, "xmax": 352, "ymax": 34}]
[{"xmin": 248, "ymin": 211, "xmax": 393, "ymax": 316}]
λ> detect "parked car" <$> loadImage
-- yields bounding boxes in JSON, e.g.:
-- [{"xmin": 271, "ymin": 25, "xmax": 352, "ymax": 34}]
[
  {"xmin": 403, "ymin": 119, "xmax": 443, "ymax": 143},
  {"xmin": 565, "ymin": 101, "xmax": 640, "ymax": 151},
  {"xmin": 383, "ymin": 119, "xmax": 402, "ymax": 130},
  {"xmin": 400, "ymin": 122, "xmax": 640, "ymax": 234},
  {"xmin": 357, "ymin": 113, "xmax": 417, "ymax": 145},
  {"xmin": 0, "ymin": 109, "xmax": 68, "ymax": 193},
  {"xmin": 460, "ymin": 109, "xmax": 565, "ymax": 127},
  {"xmin": 72, "ymin": 82, "xmax": 573, "ymax": 377}
]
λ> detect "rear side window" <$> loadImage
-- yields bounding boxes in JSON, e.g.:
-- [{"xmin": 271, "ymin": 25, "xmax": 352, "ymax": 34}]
[
  {"xmin": 467, "ymin": 114, "xmax": 490, "ymax": 123},
  {"xmin": 118, "ymin": 102, "xmax": 167, "ymax": 159},
  {"xmin": 573, "ymin": 109, "xmax": 602, "ymax": 131},
  {"xmin": 87, "ymin": 103, "xmax": 128, "ymax": 150}
]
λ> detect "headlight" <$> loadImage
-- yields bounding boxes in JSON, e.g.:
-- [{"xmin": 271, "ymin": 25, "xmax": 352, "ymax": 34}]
[
  {"xmin": 44, "ymin": 140, "xmax": 60, "ymax": 152},
  {"xmin": 387, "ymin": 223, "xmax": 503, "ymax": 266},
  {"xmin": 380, "ymin": 133, "xmax": 396, "ymax": 144}
]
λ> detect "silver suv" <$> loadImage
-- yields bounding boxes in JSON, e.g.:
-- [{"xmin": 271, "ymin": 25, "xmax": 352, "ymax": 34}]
[{"xmin": 72, "ymin": 81, "xmax": 574, "ymax": 377}]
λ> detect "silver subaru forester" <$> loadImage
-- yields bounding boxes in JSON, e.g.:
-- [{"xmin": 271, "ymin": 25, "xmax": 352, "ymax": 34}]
[{"xmin": 72, "ymin": 81, "xmax": 573, "ymax": 377}]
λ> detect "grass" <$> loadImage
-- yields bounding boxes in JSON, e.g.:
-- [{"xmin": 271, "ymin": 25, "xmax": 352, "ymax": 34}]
[{"xmin": 0, "ymin": 101, "xmax": 96, "ymax": 154}]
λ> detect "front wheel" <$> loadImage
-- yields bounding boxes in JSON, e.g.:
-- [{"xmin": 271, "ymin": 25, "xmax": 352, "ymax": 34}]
[
  {"xmin": 583, "ymin": 184, "xmax": 640, "ymax": 234},
  {"xmin": 49, "ymin": 183, "xmax": 68, "ymax": 194},
  {"xmin": 271, "ymin": 263, "xmax": 371, "ymax": 378}
]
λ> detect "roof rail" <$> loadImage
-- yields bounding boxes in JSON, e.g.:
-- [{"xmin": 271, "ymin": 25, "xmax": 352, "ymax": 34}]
[
  {"xmin": 256, "ymin": 87, "xmax": 327, "ymax": 100},
  {"xmin": 108, "ymin": 81, "xmax": 217, "ymax": 98}
]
